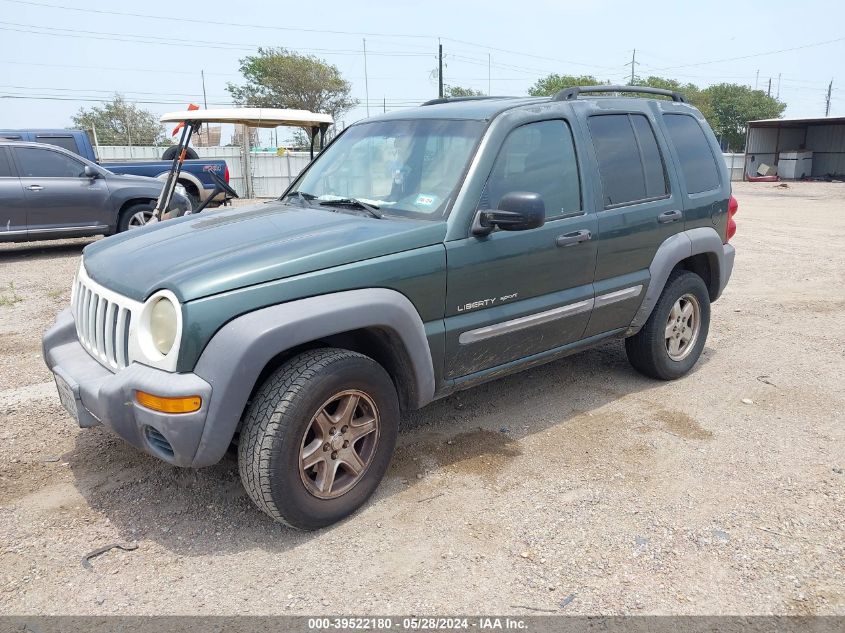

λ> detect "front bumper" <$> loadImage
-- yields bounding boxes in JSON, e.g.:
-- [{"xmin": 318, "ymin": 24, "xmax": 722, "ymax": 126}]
[{"xmin": 42, "ymin": 309, "xmax": 213, "ymax": 467}]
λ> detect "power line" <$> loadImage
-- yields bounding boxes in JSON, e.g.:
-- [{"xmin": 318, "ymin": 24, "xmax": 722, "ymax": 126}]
[
  {"xmin": 653, "ymin": 35, "xmax": 845, "ymax": 71},
  {"xmin": 0, "ymin": 59, "xmax": 240, "ymax": 77},
  {"xmin": 0, "ymin": 0, "xmax": 435, "ymax": 39},
  {"xmin": 0, "ymin": 0, "xmax": 622, "ymax": 71},
  {"xmin": 0, "ymin": 21, "xmax": 434, "ymax": 56}
]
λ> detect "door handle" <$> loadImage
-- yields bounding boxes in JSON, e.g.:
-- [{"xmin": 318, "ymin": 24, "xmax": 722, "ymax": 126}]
[
  {"xmin": 26, "ymin": 184, "xmax": 44, "ymax": 192},
  {"xmin": 556, "ymin": 229, "xmax": 592, "ymax": 247},
  {"xmin": 658, "ymin": 209, "xmax": 682, "ymax": 224}
]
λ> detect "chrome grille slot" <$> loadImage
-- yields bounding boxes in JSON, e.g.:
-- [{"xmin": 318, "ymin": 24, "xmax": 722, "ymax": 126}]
[{"xmin": 71, "ymin": 265, "xmax": 140, "ymax": 371}]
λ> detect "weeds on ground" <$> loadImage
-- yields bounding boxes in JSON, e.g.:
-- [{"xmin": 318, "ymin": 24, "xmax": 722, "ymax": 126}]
[
  {"xmin": 0, "ymin": 282, "xmax": 23, "ymax": 306},
  {"xmin": 46, "ymin": 288, "xmax": 65, "ymax": 299}
]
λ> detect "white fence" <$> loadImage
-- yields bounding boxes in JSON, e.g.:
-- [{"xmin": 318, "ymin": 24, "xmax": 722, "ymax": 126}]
[
  {"xmin": 96, "ymin": 146, "xmax": 747, "ymax": 199},
  {"xmin": 97, "ymin": 146, "xmax": 313, "ymax": 199}
]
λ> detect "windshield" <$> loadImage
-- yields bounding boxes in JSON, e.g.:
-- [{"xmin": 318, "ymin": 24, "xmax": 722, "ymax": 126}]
[{"xmin": 290, "ymin": 118, "xmax": 485, "ymax": 219}]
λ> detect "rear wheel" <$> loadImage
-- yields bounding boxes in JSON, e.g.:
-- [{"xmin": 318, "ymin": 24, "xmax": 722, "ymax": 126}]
[
  {"xmin": 625, "ymin": 270, "xmax": 710, "ymax": 380},
  {"xmin": 238, "ymin": 348, "xmax": 399, "ymax": 530}
]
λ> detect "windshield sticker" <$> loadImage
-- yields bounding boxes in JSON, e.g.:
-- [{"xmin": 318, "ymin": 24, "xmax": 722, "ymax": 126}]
[{"xmin": 415, "ymin": 194, "xmax": 436, "ymax": 207}]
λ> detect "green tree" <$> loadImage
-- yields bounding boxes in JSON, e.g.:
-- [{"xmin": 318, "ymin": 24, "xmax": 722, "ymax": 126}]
[
  {"xmin": 71, "ymin": 94, "xmax": 167, "ymax": 146},
  {"xmin": 445, "ymin": 85, "xmax": 484, "ymax": 98},
  {"xmin": 527, "ymin": 74, "xmax": 602, "ymax": 96},
  {"xmin": 633, "ymin": 76, "xmax": 713, "ymax": 121},
  {"xmin": 227, "ymin": 47, "xmax": 357, "ymax": 120},
  {"xmin": 701, "ymin": 83, "xmax": 785, "ymax": 150}
]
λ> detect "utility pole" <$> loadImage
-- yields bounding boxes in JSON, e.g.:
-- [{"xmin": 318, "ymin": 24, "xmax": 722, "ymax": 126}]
[
  {"xmin": 825, "ymin": 80, "xmax": 833, "ymax": 116},
  {"xmin": 383, "ymin": 96, "xmax": 386, "ymax": 113},
  {"xmin": 755, "ymin": 69, "xmax": 759, "ymax": 90},
  {"xmin": 625, "ymin": 49, "xmax": 639, "ymax": 85},
  {"xmin": 767, "ymin": 77, "xmax": 771, "ymax": 97},
  {"xmin": 363, "ymin": 39, "xmax": 370, "ymax": 117},
  {"xmin": 488, "ymin": 53, "xmax": 491, "ymax": 95},
  {"xmin": 201, "ymin": 70, "xmax": 208, "ymax": 108},
  {"xmin": 776, "ymin": 73, "xmax": 781, "ymax": 99},
  {"xmin": 438, "ymin": 40, "xmax": 444, "ymax": 98}
]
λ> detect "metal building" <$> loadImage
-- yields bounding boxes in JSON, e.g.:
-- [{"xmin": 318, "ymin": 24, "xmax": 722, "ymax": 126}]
[{"xmin": 744, "ymin": 116, "xmax": 845, "ymax": 180}]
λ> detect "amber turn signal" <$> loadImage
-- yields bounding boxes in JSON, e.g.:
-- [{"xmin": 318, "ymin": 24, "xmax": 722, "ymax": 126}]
[{"xmin": 135, "ymin": 391, "xmax": 202, "ymax": 414}]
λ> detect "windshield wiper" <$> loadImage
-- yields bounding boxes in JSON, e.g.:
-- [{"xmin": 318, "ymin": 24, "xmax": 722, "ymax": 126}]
[
  {"xmin": 284, "ymin": 190, "xmax": 318, "ymax": 207},
  {"xmin": 318, "ymin": 198, "xmax": 383, "ymax": 219}
]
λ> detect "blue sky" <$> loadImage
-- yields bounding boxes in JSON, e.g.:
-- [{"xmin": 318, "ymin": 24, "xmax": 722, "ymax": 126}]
[{"xmin": 1, "ymin": 0, "xmax": 842, "ymax": 142}]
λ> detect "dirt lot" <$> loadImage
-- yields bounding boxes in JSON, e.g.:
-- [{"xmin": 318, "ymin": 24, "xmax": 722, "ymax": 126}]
[{"xmin": 0, "ymin": 182, "xmax": 843, "ymax": 616}]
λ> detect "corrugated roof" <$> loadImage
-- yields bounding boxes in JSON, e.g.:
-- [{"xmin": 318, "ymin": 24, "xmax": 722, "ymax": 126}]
[{"xmin": 748, "ymin": 116, "xmax": 845, "ymax": 126}]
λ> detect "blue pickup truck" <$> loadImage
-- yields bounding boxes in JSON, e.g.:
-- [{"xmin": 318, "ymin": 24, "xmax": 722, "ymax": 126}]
[{"xmin": 0, "ymin": 129, "xmax": 232, "ymax": 208}]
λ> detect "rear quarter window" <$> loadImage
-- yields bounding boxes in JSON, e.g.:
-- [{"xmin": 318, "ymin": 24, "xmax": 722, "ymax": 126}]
[
  {"xmin": 663, "ymin": 114, "xmax": 720, "ymax": 194},
  {"xmin": 35, "ymin": 135, "xmax": 81, "ymax": 155}
]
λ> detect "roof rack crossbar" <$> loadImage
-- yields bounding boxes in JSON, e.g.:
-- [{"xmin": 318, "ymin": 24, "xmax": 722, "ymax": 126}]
[
  {"xmin": 552, "ymin": 85, "xmax": 687, "ymax": 103},
  {"xmin": 421, "ymin": 95, "xmax": 512, "ymax": 106}
]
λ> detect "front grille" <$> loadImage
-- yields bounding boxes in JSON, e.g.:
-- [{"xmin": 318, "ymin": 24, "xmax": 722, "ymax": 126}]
[{"xmin": 71, "ymin": 266, "xmax": 139, "ymax": 370}]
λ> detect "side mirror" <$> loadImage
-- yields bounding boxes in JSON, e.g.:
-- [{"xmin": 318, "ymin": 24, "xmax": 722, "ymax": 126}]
[
  {"xmin": 472, "ymin": 191, "xmax": 546, "ymax": 236},
  {"xmin": 83, "ymin": 165, "xmax": 100, "ymax": 179}
]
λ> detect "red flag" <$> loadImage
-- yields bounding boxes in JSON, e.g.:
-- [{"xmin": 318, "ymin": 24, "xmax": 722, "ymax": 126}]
[{"xmin": 171, "ymin": 103, "xmax": 200, "ymax": 136}]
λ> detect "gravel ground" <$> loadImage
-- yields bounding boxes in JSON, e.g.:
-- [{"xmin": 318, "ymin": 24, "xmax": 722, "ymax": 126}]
[{"xmin": 0, "ymin": 182, "xmax": 843, "ymax": 615}]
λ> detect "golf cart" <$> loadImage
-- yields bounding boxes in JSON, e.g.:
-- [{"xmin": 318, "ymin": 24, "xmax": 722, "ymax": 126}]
[{"xmin": 153, "ymin": 107, "xmax": 334, "ymax": 221}]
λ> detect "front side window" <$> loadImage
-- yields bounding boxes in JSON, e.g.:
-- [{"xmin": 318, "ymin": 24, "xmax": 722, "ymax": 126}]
[
  {"xmin": 588, "ymin": 113, "xmax": 668, "ymax": 208},
  {"xmin": 480, "ymin": 120, "xmax": 581, "ymax": 219},
  {"xmin": 292, "ymin": 118, "xmax": 484, "ymax": 219},
  {"xmin": 663, "ymin": 114, "xmax": 720, "ymax": 194},
  {"xmin": 13, "ymin": 147, "xmax": 86, "ymax": 178}
]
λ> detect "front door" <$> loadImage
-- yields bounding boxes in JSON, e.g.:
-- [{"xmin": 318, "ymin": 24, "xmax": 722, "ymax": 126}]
[
  {"xmin": 11, "ymin": 145, "xmax": 111, "ymax": 236},
  {"xmin": 445, "ymin": 119, "xmax": 597, "ymax": 379},
  {"xmin": 0, "ymin": 147, "xmax": 26, "ymax": 240}
]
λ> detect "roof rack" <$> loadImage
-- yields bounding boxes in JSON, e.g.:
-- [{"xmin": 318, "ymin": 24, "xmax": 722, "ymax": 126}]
[
  {"xmin": 552, "ymin": 85, "xmax": 687, "ymax": 103},
  {"xmin": 421, "ymin": 96, "xmax": 512, "ymax": 106}
]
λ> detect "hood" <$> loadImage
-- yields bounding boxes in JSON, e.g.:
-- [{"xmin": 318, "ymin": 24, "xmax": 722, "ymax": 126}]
[
  {"xmin": 105, "ymin": 172, "xmax": 163, "ymax": 186},
  {"xmin": 82, "ymin": 202, "xmax": 447, "ymax": 302}
]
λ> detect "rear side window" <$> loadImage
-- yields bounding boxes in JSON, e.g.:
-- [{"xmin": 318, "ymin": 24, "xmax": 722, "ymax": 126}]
[
  {"xmin": 663, "ymin": 114, "xmax": 720, "ymax": 194},
  {"xmin": 35, "ymin": 135, "xmax": 80, "ymax": 155},
  {"xmin": 588, "ymin": 114, "xmax": 668, "ymax": 208},
  {"xmin": 0, "ymin": 149, "xmax": 14, "ymax": 177},
  {"xmin": 13, "ymin": 147, "xmax": 86, "ymax": 178}
]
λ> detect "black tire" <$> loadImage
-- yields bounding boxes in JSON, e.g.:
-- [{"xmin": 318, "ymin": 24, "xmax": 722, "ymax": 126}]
[
  {"xmin": 238, "ymin": 348, "xmax": 399, "ymax": 530},
  {"xmin": 117, "ymin": 202, "xmax": 154, "ymax": 232},
  {"xmin": 183, "ymin": 189, "xmax": 201, "ymax": 211},
  {"xmin": 161, "ymin": 145, "xmax": 198, "ymax": 160},
  {"xmin": 625, "ymin": 270, "xmax": 711, "ymax": 380}
]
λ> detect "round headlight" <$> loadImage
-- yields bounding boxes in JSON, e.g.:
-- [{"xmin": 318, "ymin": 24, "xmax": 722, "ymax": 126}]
[{"xmin": 149, "ymin": 297, "xmax": 178, "ymax": 355}]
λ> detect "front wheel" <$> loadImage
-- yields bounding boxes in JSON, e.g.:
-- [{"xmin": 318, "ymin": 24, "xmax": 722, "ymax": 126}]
[
  {"xmin": 625, "ymin": 270, "xmax": 711, "ymax": 380},
  {"xmin": 117, "ymin": 202, "xmax": 154, "ymax": 232},
  {"xmin": 238, "ymin": 348, "xmax": 399, "ymax": 530}
]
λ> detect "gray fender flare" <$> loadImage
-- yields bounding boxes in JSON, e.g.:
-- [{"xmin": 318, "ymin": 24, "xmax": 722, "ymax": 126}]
[
  {"xmin": 188, "ymin": 288, "xmax": 435, "ymax": 467},
  {"xmin": 629, "ymin": 227, "xmax": 734, "ymax": 333}
]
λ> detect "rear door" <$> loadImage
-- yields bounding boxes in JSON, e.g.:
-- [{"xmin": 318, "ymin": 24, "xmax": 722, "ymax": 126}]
[
  {"xmin": 580, "ymin": 110, "xmax": 685, "ymax": 337},
  {"xmin": 444, "ymin": 118, "xmax": 598, "ymax": 379},
  {"xmin": 11, "ymin": 145, "xmax": 111, "ymax": 236},
  {"xmin": 0, "ymin": 147, "xmax": 26, "ymax": 241}
]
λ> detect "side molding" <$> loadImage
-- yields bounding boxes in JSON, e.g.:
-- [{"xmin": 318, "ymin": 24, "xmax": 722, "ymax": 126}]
[
  {"xmin": 629, "ymin": 227, "xmax": 732, "ymax": 333},
  {"xmin": 188, "ymin": 288, "xmax": 435, "ymax": 467}
]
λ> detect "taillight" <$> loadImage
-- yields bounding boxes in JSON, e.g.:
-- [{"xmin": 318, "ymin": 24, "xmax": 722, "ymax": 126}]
[
  {"xmin": 726, "ymin": 194, "xmax": 738, "ymax": 242},
  {"xmin": 223, "ymin": 164, "xmax": 230, "ymax": 183}
]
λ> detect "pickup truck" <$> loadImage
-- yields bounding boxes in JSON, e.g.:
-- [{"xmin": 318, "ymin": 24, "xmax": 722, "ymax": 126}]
[{"xmin": 0, "ymin": 129, "xmax": 231, "ymax": 208}]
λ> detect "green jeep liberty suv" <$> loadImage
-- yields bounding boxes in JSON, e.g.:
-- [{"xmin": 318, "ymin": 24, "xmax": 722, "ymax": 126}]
[{"xmin": 44, "ymin": 86, "xmax": 737, "ymax": 529}]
